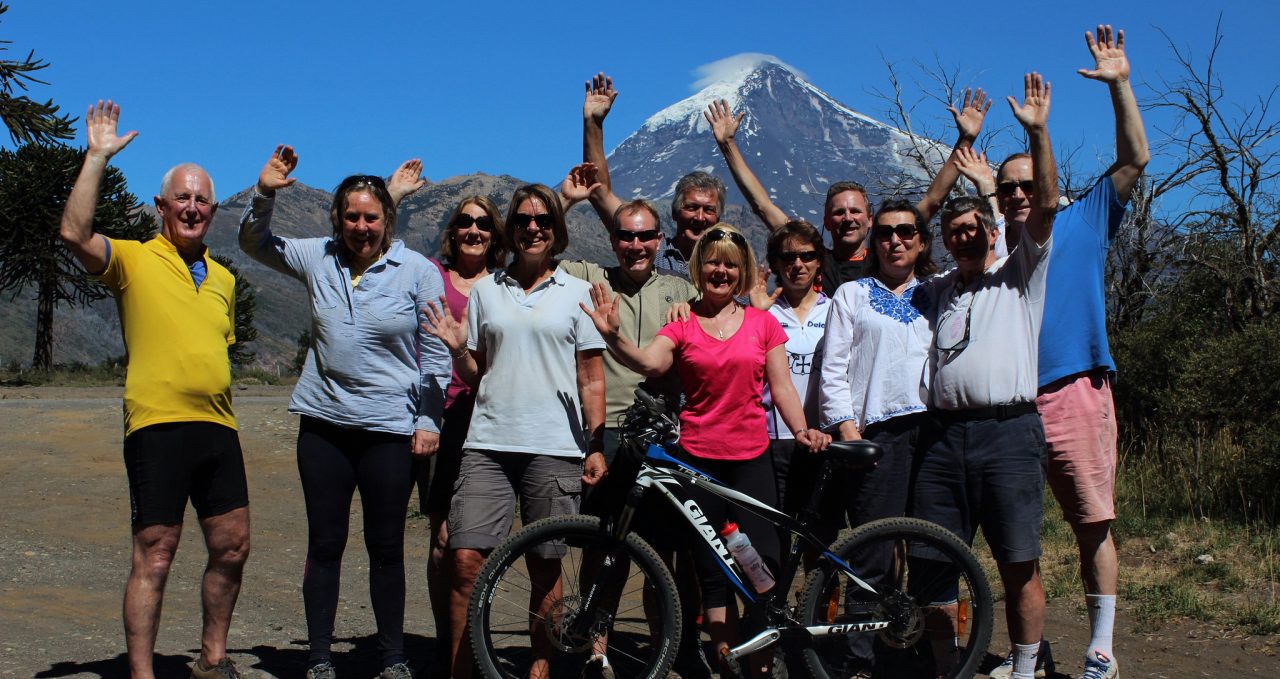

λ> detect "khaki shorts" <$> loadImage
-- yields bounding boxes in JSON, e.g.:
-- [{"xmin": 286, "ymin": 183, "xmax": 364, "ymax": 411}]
[
  {"xmin": 1037, "ymin": 370, "xmax": 1118, "ymax": 524},
  {"xmin": 447, "ymin": 449, "xmax": 582, "ymax": 557}
]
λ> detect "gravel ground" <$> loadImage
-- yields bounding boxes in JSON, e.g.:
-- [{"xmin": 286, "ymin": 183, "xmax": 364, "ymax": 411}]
[{"xmin": 1, "ymin": 385, "xmax": 1276, "ymax": 678}]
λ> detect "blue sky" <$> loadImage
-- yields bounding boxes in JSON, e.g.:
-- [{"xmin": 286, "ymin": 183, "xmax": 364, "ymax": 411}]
[{"xmin": 5, "ymin": 0, "xmax": 1277, "ymax": 200}]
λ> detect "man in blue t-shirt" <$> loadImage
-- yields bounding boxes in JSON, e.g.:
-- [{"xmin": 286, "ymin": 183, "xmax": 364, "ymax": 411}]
[{"xmin": 989, "ymin": 25, "xmax": 1149, "ymax": 679}]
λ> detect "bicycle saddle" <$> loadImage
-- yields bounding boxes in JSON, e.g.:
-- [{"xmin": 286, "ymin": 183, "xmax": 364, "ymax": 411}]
[{"xmin": 824, "ymin": 439, "xmax": 883, "ymax": 470}]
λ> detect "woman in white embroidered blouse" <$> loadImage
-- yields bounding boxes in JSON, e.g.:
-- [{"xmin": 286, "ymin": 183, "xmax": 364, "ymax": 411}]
[{"xmin": 814, "ymin": 197, "xmax": 940, "ymax": 675}]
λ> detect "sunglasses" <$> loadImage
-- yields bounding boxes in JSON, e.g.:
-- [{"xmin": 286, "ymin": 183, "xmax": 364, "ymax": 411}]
[
  {"xmin": 511, "ymin": 213, "xmax": 556, "ymax": 230},
  {"xmin": 451, "ymin": 214, "xmax": 495, "ymax": 232},
  {"xmin": 776, "ymin": 250, "xmax": 820, "ymax": 263},
  {"xmin": 701, "ymin": 228, "xmax": 748, "ymax": 248},
  {"xmin": 340, "ymin": 174, "xmax": 386, "ymax": 190},
  {"xmin": 613, "ymin": 228, "xmax": 662, "ymax": 243},
  {"xmin": 996, "ymin": 180, "xmax": 1035, "ymax": 196},
  {"xmin": 872, "ymin": 223, "xmax": 918, "ymax": 241}
]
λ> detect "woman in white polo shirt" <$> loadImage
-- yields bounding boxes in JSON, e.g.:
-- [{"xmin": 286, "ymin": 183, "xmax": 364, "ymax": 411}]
[{"xmin": 423, "ymin": 183, "xmax": 606, "ymax": 678}]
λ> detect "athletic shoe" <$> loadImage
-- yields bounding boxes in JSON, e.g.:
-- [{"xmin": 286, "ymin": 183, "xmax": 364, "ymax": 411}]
[
  {"xmin": 189, "ymin": 658, "xmax": 242, "ymax": 679},
  {"xmin": 582, "ymin": 654, "xmax": 616, "ymax": 679},
  {"xmin": 306, "ymin": 661, "xmax": 337, "ymax": 679},
  {"xmin": 987, "ymin": 639, "xmax": 1054, "ymax": 679},
  {"xmin": 1080, "ymin": 650, "xmax": 1119, "ymax": 679},
  {"xmin": 379, "ymin": 662, "xmax": 414, "ymax": 679}
]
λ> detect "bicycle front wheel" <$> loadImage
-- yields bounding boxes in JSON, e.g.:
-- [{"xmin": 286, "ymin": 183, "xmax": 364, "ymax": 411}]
[
  {"xmin": 468, "ymin": 514, "xmax": 682, "ymax": 679},
  {"xmin": 797, "ymin": 517, "xmax": 994, "ymax": 679}
]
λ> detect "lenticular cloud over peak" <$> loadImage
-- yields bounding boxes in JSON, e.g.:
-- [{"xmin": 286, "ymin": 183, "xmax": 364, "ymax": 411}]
[{"xmin": 690, "ymin": 53, "xmax": 807, "ymax": 91}]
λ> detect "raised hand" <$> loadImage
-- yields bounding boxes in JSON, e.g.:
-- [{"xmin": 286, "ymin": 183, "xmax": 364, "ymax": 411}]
[
  {"xmin": 84, "ymin": 100, "xmax": 138, "ymax": 160},
  {"xmin": 954, "ymin": 146, "xmax": 995, "ymax": 195},
  {"xmin": 704, "ymin": 99, "xmax": 744, "ymax": 146},
  {"xmin": 748, "ymin": 263, "xmax": 781, "ymax": 310},
  {"xmin": 257, "ymin": 144, "xmax": 298, "ymax": 196},
  {"xmin": 561, "ymin": 162, "xmax": 602, "ymax": 204},
  {"xmin": 421, "ymin": 297, "xmax": 467, "ymax": 354},
  {"xmin": 947, "ymin": 88, "xmax": 991, "ymax": 142},
  {"xmin": 580, "ymin": 282, "xmax": 621, "ymax": 339},
  {"xmin": 1078, "ymin": 24, "xmax": 1130, "ymax": 84},
  {"xmin": 388, "ymin": 158, "xmax": 427, "ymax": 203},
  {"xmin": 1007, "ymin": 72, "xmax": 1051, "ymax": 132},
  {"xmin": 583, "ymin": 72, "xmax": 618, "ymax": 124}
]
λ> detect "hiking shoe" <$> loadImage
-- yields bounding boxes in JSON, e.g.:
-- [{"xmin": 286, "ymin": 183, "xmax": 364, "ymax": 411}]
[
  {"xmin": 379, "ymin": 662, "xmax": 414, "ymax": 679},
  {"xmin": 1080, "ymin": 650, "xmax": 1118, "ymax": 679},
  {"xmin": 306, "ymin": 661, "xmax": 337, "ymax": 679},
  {"xmin": 189, "ymin": 658, "xmax": 242, "ymax": 679},
  {"xmin": 988, "ymin": 639, "xmax": 1054, "ymax": 679},
  {"xmin": 582, "ymin": 654, "xmax": 616, "ymax": 679}
]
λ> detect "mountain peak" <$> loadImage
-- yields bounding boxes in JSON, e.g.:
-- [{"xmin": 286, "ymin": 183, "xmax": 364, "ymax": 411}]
[{"xmin": 690, "ymin": 53, "xmax": 806, "ymax": 91}]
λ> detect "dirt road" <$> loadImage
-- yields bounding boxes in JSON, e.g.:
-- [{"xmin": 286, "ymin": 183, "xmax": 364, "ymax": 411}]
[{"xmin": 1, "ymin": 386, "xmax": 1275, "ymax": 678}]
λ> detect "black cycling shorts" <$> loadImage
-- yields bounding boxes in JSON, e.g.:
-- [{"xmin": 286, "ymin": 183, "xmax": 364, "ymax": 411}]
[{"xmin": 123, "ymin": 421, "xmax": 249, "ymax": 527}]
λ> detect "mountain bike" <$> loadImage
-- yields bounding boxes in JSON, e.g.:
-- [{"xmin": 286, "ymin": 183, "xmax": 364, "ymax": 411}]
[{"xmin": 467, "ymin": 390, "xmax": 994, "ymax": 679}]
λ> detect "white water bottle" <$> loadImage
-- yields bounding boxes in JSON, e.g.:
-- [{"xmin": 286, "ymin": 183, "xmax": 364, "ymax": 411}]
[{"xmin": 721, "ymin": 522, "xmax": 775, "ymax": 593}]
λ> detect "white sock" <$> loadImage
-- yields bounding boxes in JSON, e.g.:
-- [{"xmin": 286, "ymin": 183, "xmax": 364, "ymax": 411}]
[
  {"xmin": 1087, "ymin": 593, "xmax": 1116, "ymax": 659},
  {"xmin": 1012, "ymin": 641, "xmax": 1040, "ymax": 678}
]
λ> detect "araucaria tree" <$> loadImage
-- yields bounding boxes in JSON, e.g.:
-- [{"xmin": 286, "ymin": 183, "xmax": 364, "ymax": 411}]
[
  {"xmin": 211, "ymin": 254, "xmax": 259, "ymax": 367},
  {"xmin": 0, "ymin": 2, "xmax": 74, "ymax": 144},
  {"xmin": 0, "ymin": 143, "xmax": 154, "ymax": 368}
]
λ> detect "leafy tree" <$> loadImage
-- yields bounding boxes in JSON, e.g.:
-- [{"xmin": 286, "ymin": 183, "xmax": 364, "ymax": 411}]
[
  {"xmin": 0, "ymin": 143, "xmax": 154, "ymax": 368},
  {"xmin": 210, "ymin": 255, "xmax": 258, "ymax": 368},
  {"xmin": 0, "ymin": 3, "xmax": 74, "ymax": 144}
]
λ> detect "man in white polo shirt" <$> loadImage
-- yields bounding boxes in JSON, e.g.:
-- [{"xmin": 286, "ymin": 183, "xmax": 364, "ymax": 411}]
[{"xmin": 913, "ymin": 72, "xmax": 1057, "ymax": 679}]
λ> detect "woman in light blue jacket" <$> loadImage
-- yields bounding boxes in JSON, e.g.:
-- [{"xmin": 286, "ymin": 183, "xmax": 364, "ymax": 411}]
[{"xmin": 239, "ymin": 145, "xmax": 449, "ymax": 679}]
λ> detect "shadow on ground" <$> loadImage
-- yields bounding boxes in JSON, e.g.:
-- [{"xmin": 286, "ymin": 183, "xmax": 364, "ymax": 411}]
[{"xmin": 33, "ymin": 634, "xmax": 443, "ymax": 679}]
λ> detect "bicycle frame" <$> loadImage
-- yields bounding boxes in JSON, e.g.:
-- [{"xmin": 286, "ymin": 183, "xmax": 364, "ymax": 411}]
[{"xmin": 592, "ymin": 440, "xmax": 890, "ymax": 661}]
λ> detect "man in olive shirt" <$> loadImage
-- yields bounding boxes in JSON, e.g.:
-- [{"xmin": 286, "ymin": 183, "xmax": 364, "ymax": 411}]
[{"xmin": 559, "ymin": 198, "xmax": 695, "ymax": 453}]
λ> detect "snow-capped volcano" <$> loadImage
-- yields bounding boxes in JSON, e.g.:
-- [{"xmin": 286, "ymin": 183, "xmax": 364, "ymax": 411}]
[{"xmin": 606, "ymin": 55, "xmax": 942, "ymax": 222}]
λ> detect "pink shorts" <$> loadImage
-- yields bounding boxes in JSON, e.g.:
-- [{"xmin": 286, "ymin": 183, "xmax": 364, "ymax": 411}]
[{"xmin": 1036, "ymin": 370, "xmax": 1117, "ymax": 524}]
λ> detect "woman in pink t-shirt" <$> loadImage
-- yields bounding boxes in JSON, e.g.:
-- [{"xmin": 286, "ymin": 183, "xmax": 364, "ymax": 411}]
[{"xmin": 584, "ymin": 222, "xmax": 829, "ymax": 668}]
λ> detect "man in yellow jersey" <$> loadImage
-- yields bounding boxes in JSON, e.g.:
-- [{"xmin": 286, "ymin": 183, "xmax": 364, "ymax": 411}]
[{"xmin": 59, "ymin": 101, "xmax": 249, "ymax": 679}]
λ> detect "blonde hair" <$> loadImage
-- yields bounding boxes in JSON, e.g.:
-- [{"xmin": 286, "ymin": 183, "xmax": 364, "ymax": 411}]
[{"xmin": 688, "ymin": 222, "xmax": 757, "ymax": 297}]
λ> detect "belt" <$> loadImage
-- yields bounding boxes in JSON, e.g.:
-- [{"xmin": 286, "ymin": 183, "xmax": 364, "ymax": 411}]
[{"xmin": 934, "ymin": 401, "xmax": 1039, "ymax": 421}]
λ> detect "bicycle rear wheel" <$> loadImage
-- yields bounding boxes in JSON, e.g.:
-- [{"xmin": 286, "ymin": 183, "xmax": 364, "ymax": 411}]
[
  {"xmin": 797, "ymin": 517, "xmax": 994, "ymax": 679},
  {"xmin": 468, "ymin": 514, "xmax": 682, "ymax": 679}
]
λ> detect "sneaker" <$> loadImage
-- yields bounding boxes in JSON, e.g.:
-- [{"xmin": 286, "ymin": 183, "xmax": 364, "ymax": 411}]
[
  {"xmin": 189, "ymin": 658, "xmax": 242, "ymax": 679},
  {"xmin": 380, "ymin": 662, "xmax": 414, "ymax": 679},
  {"xmin": 988, "ymin": 639, "xmax": 1054, "ymax": 679},
  {"xmin": 1080, "ymin": 650, "xmax": 1118, "ymax": 679},
  {"xmin": 306, "ymin": 661, "xmax": 337, "ymax": 679},
  {"xmin": 582, "ymin": 654, "xmax": 616, "ymax": 679}
]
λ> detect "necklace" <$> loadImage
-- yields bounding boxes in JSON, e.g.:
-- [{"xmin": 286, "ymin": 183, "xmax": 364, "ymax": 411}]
[{"xmin": 708, "ymin": 304, "xmax": 739, "ymax": 340}]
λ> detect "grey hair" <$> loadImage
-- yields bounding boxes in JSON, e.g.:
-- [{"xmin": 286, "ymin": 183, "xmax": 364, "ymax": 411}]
[
  {"xmin": 670, "ymin": 171, "xmax": 726, "ymax": 219},
  {"xmin": 159, "ymin": 163, "xmax": 217, "ymax": 203}
]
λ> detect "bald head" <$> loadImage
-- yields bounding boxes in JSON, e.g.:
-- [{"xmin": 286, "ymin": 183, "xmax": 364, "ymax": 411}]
[{"xmin": 160, "ymin": 163, "xmax": 216, "ymax": 204}]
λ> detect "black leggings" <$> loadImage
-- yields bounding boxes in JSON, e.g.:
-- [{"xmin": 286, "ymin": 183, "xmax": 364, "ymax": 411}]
[
  {"xmin": 297, "ymin": 416, "xmax": 414, "ymax": 667},
  {"xmin": 675, "ymin": 448, "xmax": 782, "ymax": 609}
]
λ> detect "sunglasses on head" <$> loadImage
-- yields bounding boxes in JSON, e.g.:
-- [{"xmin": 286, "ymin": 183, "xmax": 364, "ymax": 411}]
[
  {"xmin": 613, "ymin": 228, "xmax": 662, "ymax": 243},
  {"xmin": 341, "ymin": 174, "xmax": 386, "ymax": 190},
  {"xmin": 701, "ymin": 228, "xmax": 748, "ymax": 248},
  {"xmin": 451, "ymin": 214, "xmax": 495, "ymax": 232},
  {"xmin": 511, "ymin": 213, "xmax": 556, "ymax": 230},
  {"xmin": 996, "ymin": 180, "xmax": 1035, "ymax": 196},
  {"xmin": 872, "ymin": 223, "xmax": 918, "ymax": 241},
  {"xmin": 776, "ymin": 250, "xmax": 820, "ymax": 263}
]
